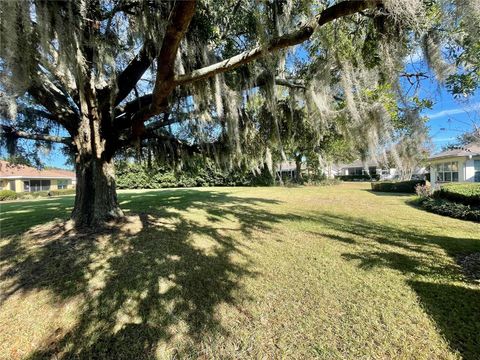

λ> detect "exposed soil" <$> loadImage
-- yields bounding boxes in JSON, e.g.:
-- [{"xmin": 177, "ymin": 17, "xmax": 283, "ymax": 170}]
[{"xmin": 457, "ymin": 253, "xmax": 480, "ymax": 282}]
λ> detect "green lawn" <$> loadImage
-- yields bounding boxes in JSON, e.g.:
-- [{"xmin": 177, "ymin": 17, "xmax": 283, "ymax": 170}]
[{"xmin": 0, "ymin": 183, "xmax": 479, "ymax": 359}]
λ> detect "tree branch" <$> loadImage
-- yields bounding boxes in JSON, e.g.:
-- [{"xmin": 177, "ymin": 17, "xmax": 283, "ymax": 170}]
[
  {"xmin": 18, "ymin": 107, "xmax": 57, "ymax": 121},
  {"xmin": 119, "ymin": 75, "xmax": 304, "ymax": 124},
  {"xmin": 0, "ymin": 125, "xmax": 72, "ymax": 145},
  {"xmin": 113, "ymin": 40, "xmax": 156, "ymax": 107},
  {"xmin": 27, "ymin": 74, "xmax": 79, "ymax": 133},
  {"xmin": 146, "ymin": 0, "xmax": 197, "ymax": 118},
  {"xmin": 175, "ymin": 0, "xmax": 382, "ymax": 85}
]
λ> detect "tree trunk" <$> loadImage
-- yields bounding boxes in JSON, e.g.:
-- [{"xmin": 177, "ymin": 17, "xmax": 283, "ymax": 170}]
[
  {"xmin": 295, "ymin": 156, "xmax": 303, "ymax": 183},
  {"xmin": 71, "ymin": 156, "xmax": 123, "ymax": 227},
  {"xmin": 71, "ymin": 84, "xmax": 124, "ymax": 227}
]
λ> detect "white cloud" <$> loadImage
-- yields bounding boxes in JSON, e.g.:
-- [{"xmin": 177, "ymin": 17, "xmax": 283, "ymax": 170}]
[{"xmin": 427, "ymin": 102, "xmax": 480, "ymax": 120}]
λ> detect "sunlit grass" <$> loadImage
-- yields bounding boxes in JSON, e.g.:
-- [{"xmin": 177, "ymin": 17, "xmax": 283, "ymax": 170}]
[{"xmin": 0, "ymin": 183, "xmax": 479, "ymax": 359}]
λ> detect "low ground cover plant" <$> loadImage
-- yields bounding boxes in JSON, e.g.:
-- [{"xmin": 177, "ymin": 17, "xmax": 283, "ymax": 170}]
[
  {"xmin": 415, "ymin": 183, "xmax": 480, "ymax": 222},
  {"xmin": 1, "ymin": 183, "xmax": 479, "ymax": 359},
  {"xmin": 420, "ymin": 197, "xmax": 480, "ymax": 222}
]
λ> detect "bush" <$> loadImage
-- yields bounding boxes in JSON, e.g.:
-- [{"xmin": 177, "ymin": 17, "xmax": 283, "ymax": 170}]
[
  {"xmin": 336, "ymin": 174, "xmax": 380, "ymax": 181},
  {"xmin": 115, "ymin": 160, "xmax": 273, "ymax": 190},
  {"xmin": 419, "ymin": 197, "xmax": 480, "ymax": 222},
  {"xmin": 371, "ymin": 180, "xmax": 425, "ymax": 193},
  {"xmin": 434, "ymin": 183, "xmax": 480, "ymax": 206},
  {"xmin": 415, "ymin": 183, "xmax": 432, "ymax": 198},
  {"xmin": 48, "ymin": 189, "xmax": 76, "ymax": 196},
  {"xmin": 0, "ymin": 190, "xmax": 17, "ymax": 201},
  {"xmin": 3, "ymin": 189, "xmax": 76, "ymax": 201},
  {"xmin": 303, "ymin": 178, "xmax": 342, "ymax": 186}
]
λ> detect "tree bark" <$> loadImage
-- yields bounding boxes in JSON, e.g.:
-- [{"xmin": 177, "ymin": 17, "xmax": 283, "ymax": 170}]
[
  {"xmin": 72, "ymin": 156, "xmax": 123, "ymax": 227},
  {"xmin": 295, "ymin": 155, "xmax": 304, "ymax": 184},
  {"xmin": 71, "ymin": 82, "xmax": 124, "ymax": 227}
]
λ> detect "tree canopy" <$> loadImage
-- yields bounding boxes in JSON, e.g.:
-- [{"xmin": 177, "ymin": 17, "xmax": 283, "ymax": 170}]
[{"xmin": 0, "ymin": 0, "xmax": 478, "ymax": 225}]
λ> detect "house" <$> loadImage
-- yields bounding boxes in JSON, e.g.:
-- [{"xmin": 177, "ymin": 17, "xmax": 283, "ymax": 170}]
[
  {"xmin": 335, "ymin": 159, "xmax": 396, "ymax": 180},
  {"xmin": 276, "ymin": 160, "xmax": 307, "ymax": 180},
  {"xmin": 0, "ymin": 160, "xmax": 76, "ymax": 193},
  {"xmin": 429, "ymin": 142, "xmax": 480, "ymax": 188}
]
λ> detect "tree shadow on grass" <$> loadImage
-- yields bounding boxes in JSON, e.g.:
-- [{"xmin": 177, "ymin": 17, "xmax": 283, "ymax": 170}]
[
  {"xmin": 0, "ymin": 197, "xmax": 74, "ymax": 236},
  {"xmin": 408, "ymin": 281, "xmax": 480, "ymax": 359},
  {"xmin": 309, "ymin": 212, "xmax": 480, "ymax": 359},
  {"xmin": 0, "ymin": 189, "xmax": 286, "ymax": 359}
]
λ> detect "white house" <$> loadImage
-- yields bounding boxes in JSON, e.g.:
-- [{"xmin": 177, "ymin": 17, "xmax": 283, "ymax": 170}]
[
  {"xmin": 276, "ymin": 161, "xmax": 307, "ymax": 180},
  {"xmin": 335, "ymin": 159, "xmax": 397, "ymax": 180},
  {"xmin": 429, "ymin": 142, "xmax": 480, "ymax": 188}
]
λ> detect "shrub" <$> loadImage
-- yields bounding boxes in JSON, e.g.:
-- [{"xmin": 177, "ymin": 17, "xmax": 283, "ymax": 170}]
[
  {"xmin": 371, "ymin": 180, "xmax": 425, "ymax": 193},
  {"xmin": 336, "ymin": 174, "xmax": 380, "ymax": 181},
  {"xmin": 304, "ymin": 178, "xmax": 342, "ymax": 186},
  {"xmin": 49, "ymin": 189, "xmax": 76, "ymax": 196},
  {"xmin": 419, "ymin": 197, "xmax": 480, "ymax": 222},
  {"xmin": 415, "ymin": 183, "xmax": 432, "ymax": 198},
  {"xmin": 434, "ymin": 183, "xmax": 480, "ymax": 206},
  {"xmin": 115, "ymin": 160, "xmax": 273, "ymax": 190},
  {"xmin": 0, "ymin": 190, "xmax": 17, "ymax": 201}
]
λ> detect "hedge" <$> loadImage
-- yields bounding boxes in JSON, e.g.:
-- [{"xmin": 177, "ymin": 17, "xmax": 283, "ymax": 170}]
[
  {"xmin": 0, "ymin": 190, "xmax": 17, "ymax": 201},
  {"xmin": 434, "ymin": 183, "xmax": 480, "ymax": 206},
  {"xmin": 0, "ymin": 189, "xmax": 76, "ymax": 201},
  {"xmin": 370, "ymin": 180, "xmax": 425, "ymax": 193},
  {"xmin": 336, "ymin": 174, "xmax": 380, "ymax": 181},
  {"xmin": 419, "ymin": 197, "xmax": 480, "ymax": 222},
  {"xmin": 115, "ymin": 161, "xmax": 274, "ymax": 189}
]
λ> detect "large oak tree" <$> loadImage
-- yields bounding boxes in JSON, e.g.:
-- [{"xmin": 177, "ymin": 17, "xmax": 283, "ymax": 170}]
[{"xmin": 0, "ymin": 0, "xmax": 477, "ymax": 226}]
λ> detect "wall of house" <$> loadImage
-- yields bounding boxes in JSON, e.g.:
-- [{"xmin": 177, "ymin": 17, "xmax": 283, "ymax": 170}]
[
  {"xmin": 463, "ymin": 156, "xmax": 480, "ymax": 182},
  {"xmin": 465, "ymin": 158, "xmax": 474, "ymax": 182},
  {"xmin": 430, "ymin": 158, "xmax": 467, "ymax": 188},
  {"xmin": 2, "ymin": 178, "xmax": 76, "ymax": 192},
  {"xmin": 49, "ymin": 179, "xmax": 74, "ymax": 190},
  {"xmin": 16, "ymin": 179, "xmax": 24, "ymax": 192}
]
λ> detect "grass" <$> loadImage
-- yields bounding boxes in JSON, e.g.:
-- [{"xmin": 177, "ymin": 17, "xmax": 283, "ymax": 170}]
[{"xmin": 0, "ymin": 183, "xmax": 479, "ymax": 359}]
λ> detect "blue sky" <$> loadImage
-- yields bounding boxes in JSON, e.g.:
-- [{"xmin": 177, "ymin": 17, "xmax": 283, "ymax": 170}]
[
  {"xmin": 423, "ymin": 89, "xmax": 479, "ymax": 148},
  {"xmin": 403, "ymin": 53, "xmax": 479, "ymax": 152}
]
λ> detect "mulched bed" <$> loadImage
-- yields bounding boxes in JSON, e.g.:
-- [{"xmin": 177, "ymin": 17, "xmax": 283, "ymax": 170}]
[{"xmin": 457, "ymin": 253, "xmax": 480, "ymax": 282}]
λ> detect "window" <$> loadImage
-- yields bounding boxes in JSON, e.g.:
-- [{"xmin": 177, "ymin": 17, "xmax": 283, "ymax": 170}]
[
  {"xmin": 57, "ymin": 179, "xmax": 68, "ymax": 189},
  {"xmin": 475, "ymin": 160, "xmax": 480, "ymax": 182},
  {"xmin": 23, "ymin": 181, "xmax": 30, "ymax": 192},
  {"xmin": 347, "ymin": 167, "xmax": 363, "ymax": 175},
  {"xmin": 436, "ymin": 161, "xmax": 459, "ymax": 182},
  {"xmin": 30, "ymin": 180, "xmax": 51, "ymax": 192}
]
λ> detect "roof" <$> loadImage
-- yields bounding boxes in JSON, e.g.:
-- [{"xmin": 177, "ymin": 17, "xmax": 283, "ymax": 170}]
[
  {"xmin": 429, "ymin": 142, "xmax": 480, "ymax": 160},
  {"xmin": 277, "ymin": 161, "xmax": 306, "ymax": 171},
  {"xmin": 0, "ymin": 161, "xmax": 75, "ymax": 179},
  {"xmin": 336, "ymin": 159, "xmax": 380, "ymax": 169}
]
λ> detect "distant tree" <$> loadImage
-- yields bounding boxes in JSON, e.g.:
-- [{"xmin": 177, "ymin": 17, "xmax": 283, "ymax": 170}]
[{"xmin": 442, "ymin": 128, "xmax": 480, "ymax": 151}]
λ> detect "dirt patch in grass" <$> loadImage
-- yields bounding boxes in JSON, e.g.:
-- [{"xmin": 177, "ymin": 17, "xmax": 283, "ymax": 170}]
[{"xmin": 457, "ymin": 253, "xmax": 480, "ymax": 282}]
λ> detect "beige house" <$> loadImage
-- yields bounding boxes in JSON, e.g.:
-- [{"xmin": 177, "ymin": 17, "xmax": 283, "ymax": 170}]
[
  {"xmin": 429, "ymin": 142, "xmax": 480, "ymax": 188},
  {"xmin": 0, "ymin": 161, "xmax": 76, "ymax": 193}
]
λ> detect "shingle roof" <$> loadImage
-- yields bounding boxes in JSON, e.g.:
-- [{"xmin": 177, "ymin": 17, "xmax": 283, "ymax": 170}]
[
  {"xmin": 0, "ymin": 161, "xmax": 75, "ymax": 179},
  {"xmin": 429, "ymin": 142, "xmax": 480, "ymax": 160}
]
